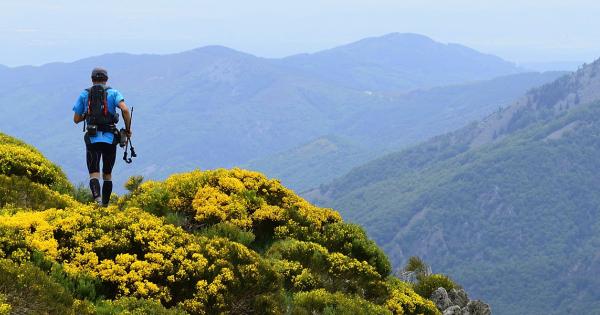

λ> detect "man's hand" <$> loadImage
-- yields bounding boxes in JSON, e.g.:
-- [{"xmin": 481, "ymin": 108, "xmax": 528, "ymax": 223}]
[
  {"xmin": 126, "ymin": 130, "xmax": 133, "ymax": 138},
  {"xmin": 73, "ymin": 113, "xmax": 85, "ymax": 124}
]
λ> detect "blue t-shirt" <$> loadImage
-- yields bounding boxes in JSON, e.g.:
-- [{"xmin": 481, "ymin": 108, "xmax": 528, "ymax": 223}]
[{"xmin": 73, "ymin": 86, "xmax": 125, "ymax": 144}]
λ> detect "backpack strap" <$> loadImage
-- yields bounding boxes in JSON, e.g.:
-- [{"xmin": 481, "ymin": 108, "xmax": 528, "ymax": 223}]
[
  {"xmin": 85, "ymin": 88, "xmax": 92, "ymax": 115},
  {"xmin": 102, "ymin": 86, "xmax": 112, "ymax": 117},
  {"xmin": 103, "ymin": 88, "xmax": 108, "ymax": 117}
]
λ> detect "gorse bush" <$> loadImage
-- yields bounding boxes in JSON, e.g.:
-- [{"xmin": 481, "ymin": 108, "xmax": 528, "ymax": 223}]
[
  {"xmin": 290, "ymin": 289, "xmax": 391, "ymax": 315},
  {"xmin": 0, "ymin": 132, "xmax": 447, "ymax": 314},
  {"xmin": 95, "ymin": 297, "xmax": 187, "ymax": 315},
  {"xmin": 0, "ymin": 174, "xmax": 76, "ymax": 210},
  {"xmin": 385, "ymin": 279, "xmax": 440, "ymax": 315},
  {"xmin": 0, "ymin": 132, "xmax": 72, "ymax": 193},
  {"xmin": 0, "ymin": 294, "xmax": 11, "ymax": 315},
  {"xmin": 0, "ymin": 259, "xmax": 76, "ymax": 314},
  {"xmin": 124, "ymin": 175, "xmax": 144, "ymax": 193},
  {"xmin": 0, "ymin": 206, "xmax": 281, "ymax": 314}
]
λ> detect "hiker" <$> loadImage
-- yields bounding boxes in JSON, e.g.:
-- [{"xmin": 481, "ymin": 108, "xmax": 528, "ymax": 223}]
[{"xmin": 72, "ymin": 67, "xmax": 132, "ymax": 206}]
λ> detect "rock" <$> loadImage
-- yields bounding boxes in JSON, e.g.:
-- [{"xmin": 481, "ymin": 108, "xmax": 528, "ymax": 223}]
[
  {"xmin": 443, "ymin": 305, "xmax": 462, "ymax": 315},
  {"xmin": 448, "ymin": 288, "xmax": 469, "ymax": 308},
  {"xmin": 430, "ymin": 287, "xmax": 453, "ymax": 311},
  {"xmin": 462, "ymin": 300, "xmax": 492, "ymax": 315}
]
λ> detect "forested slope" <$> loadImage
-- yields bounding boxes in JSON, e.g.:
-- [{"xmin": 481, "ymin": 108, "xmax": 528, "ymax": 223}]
[{"xmin": 309, "ymin": 60, "xmax": 600, "ymax": 314}]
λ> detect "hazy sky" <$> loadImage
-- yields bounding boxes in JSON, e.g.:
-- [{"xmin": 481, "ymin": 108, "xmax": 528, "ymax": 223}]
[{"xmin": 1, "ymin": 0, "xmax": 599, "ymax": 66}]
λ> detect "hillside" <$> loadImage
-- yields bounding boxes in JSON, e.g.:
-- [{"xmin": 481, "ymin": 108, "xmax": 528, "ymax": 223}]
[
  {"xmin": 309, "ymin": 60, "xmax": 600, "ymax": 314},
  {"xmin": 0, "ymin": 33, "xmax": 529, "ymax": 189},
  {"xmin": 248, "ymin": 72, "xmax": 564, "ymax": 191},
  {"xmin": 0, "ymin": 131, "xmax": 495, "ymax": 314}
]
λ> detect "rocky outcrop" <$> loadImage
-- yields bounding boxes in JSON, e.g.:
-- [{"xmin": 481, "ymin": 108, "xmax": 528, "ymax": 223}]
[
  {"xmin": 431, "ymin": 287, "xmax": 453, "ymax": 311},
  {"xmin": 447, "ymin": 287, "xmax": 469, "ymax": 308},
  {"xmin": 431, "ymin": 288, "xmax": 491, "ymax": 315},
  {"xmin": 443, "ymin": 305, "xmax": 462, "ymax": 315}
]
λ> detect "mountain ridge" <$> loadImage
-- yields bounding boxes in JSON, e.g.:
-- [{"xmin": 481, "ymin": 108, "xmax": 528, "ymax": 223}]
[
  {"xmin": 0, "ymin": 33, "xmax": 532, "ymax": 189},
  {"xmin": 279, "ymin": 33, "xmax": 522, "ymax": 92}
]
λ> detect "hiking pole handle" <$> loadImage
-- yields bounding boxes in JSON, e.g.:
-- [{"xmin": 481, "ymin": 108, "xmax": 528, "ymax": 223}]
[{"xmin": 123, "ymin": 150, "xmax": 132, "ymax": 164}]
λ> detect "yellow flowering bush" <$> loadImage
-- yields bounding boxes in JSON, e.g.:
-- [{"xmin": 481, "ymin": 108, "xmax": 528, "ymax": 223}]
[
  {"xmin": 317, "ymin": 222, "xmax": 391, "ymax": 276},
  {"xmin": 0, "ymin": 133, "xmax": 450, "ymax": 315},
  {"xmin": 385, "ymin": 280, "xmax": 440, "ymax": 315},
  {"xmin": 0, "ymin": 174, "xmax": 76, "ymax": 210},
  {"xmin": 266, "ymin": 239, "xmax": 387, "ymax": 300},
  {"xmin": 126, "ymin": 169, "xmax": 341, "ymax": 238},
  {"xmin": 123, "ymin": 169, "xmax": 390, "ymax": 274},
  {"xmin": 0, "ymin": 205, "xmax": 282, "ymax": 314},
  {"xmin": 0, "ymin": 294, "xmax": 10, "ymax": 315},
  {"xmin": 0, "ymin": 132, "xmax": 72, "ymax": 193}
]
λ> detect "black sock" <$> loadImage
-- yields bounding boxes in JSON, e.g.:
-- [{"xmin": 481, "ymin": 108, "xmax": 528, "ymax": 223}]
[
  {"xmin": 90, "ymin": 178, "xmax": 101, "ymax": 201},
  {"xmin": 102, "ymin": 181, "xmax": 113, "ymax": 205}
]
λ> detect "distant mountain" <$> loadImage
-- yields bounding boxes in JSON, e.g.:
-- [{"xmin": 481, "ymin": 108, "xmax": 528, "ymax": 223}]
[
  {"xmin": 308, "ymin": 59, "xmax": 600, "ymax": 314},
  {"xmin": 0, "ymin": 46, "xmax": 381, "ymax": 184},
  {"xmin": 1, "ymin": 33, "xmax": 526, "ymax": 187},
  {"xmin": 280, "ymin": 33, "xmax": 522, "ymax": 92},
  {"xmin": 249, "ymin": 72, "xmax": 564, "ymax": 191}
]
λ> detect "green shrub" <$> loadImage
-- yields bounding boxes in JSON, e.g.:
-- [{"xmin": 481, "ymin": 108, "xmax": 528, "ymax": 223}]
[
  {"xmin": 125, "ymin": 175, "xmax": 145, "ymax": 193},
  {"xmin": 413, "ymin": 274, "xmax": 458, "ymax": 299},
  {"xmin": 95, "ymin": 297, "xmax": 187, "ymax": 315},
  {"xmin": 30, "ymin": 250, "xmax": 104, "ymax": 302},
  {"xmin": 290, "ymin": 289, "xmax": 391, "ymax": 315},
  {"xmin": 266, "ymin": 240, "xmax": 387, "ymax": 300},
  {"xmin": 122, "ymin": 180, "xmax": 170, "ymax": 215},
  {"xmin": 320, "ymin": 222, "xmax": 391, "ymax": 277},
  {"xmin": 199, "ymin": 222, "xmax": 256, "ymax": 246},
  {"xmin": 0, "ymin": 174, "xmax": 76, "ymax": 210},
  {"xmin": 72, "ymin": 182, "xmax": 94, "ymax": 204},
  {"xmin": 0, "ymin": 259, "xmax": 75, "ymax": 314},
  {"xmin": 404, "ymin": 256, "xmax": 428, "ymax": 274}
]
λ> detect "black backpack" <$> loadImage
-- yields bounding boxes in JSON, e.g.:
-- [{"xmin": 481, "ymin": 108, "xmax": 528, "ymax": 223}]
[{"xmin": 85, "ymin": 85, "xmax": 117, "ymax": 128}]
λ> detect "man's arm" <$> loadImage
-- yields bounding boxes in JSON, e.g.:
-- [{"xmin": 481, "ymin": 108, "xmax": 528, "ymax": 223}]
[
  {"xmin": 118, "ymin": 101, "xmax": 132, "ymax": 136},
  {"xmin": 73, "ymin": 93, "xmax": 86, "ymax": 124}
]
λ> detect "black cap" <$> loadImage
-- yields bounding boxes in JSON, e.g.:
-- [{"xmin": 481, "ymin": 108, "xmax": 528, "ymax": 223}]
[{"xmin": 91, "ymin": 67, "xmax": 108, "ymax": 80}]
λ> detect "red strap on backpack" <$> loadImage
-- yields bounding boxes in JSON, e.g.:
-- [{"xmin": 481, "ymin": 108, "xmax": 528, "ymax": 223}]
[
  {"xmin": 87, "ymin": 93, "xmax": 92, "ymax": 115},
  {"xmin": 103, "ymin": 90, "xmax": 108, "ymax": 117}
]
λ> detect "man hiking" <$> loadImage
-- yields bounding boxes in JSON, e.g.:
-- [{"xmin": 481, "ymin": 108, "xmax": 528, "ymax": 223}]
[{"xmin": 73, "ymin": 67, "xmax": 132, "ymax": 206}]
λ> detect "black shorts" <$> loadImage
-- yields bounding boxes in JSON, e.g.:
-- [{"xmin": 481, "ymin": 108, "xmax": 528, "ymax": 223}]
[{"xmin": 86, "ymin": 142, "xmax": 117, "ymax": 174}]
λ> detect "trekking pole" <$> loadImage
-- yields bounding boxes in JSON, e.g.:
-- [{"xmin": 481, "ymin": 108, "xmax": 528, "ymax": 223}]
[{"xmin": 123, "ymin": 107, "xmax": 136, "ymax": 164}]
